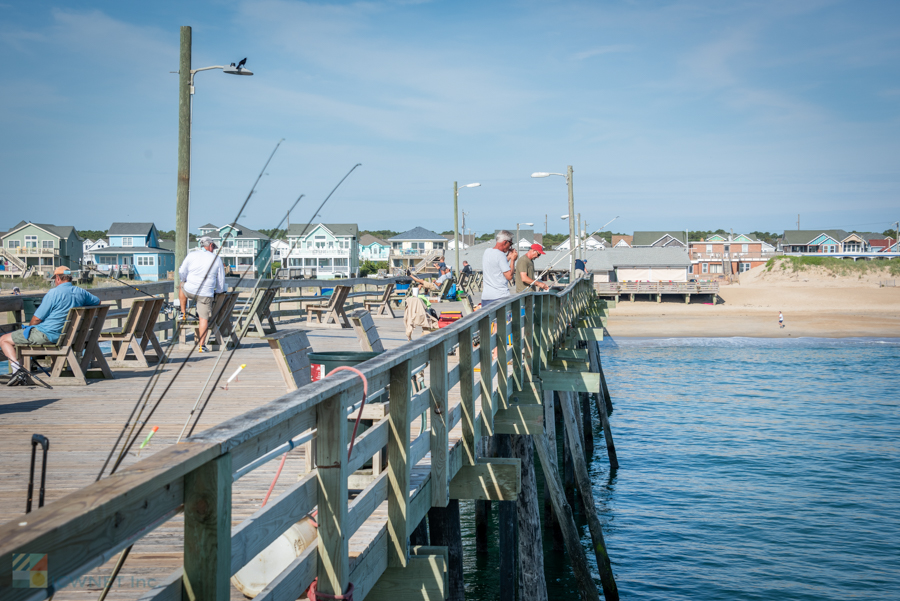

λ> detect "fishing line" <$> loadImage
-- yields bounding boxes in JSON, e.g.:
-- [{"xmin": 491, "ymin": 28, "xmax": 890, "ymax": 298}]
[{"xmin": 527, "ymin": 216, "xmax": 620, "ymax": 289}]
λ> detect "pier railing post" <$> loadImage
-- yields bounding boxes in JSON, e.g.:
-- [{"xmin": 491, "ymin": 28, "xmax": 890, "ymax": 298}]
[
  {"xmin": 316, "ymin": 391, "xmax": 349, "ymax": 595},
  {"xmin": 430, "ymin": 340, "xmax": 449, "ymax": 507},
  {"xmin": 183, "ymin": 453, "xmax": 232, "ymax": 601},
  {"xmin": 496, "ymin": 307, "xmax": 510, "ymax": 410},
  {"xmin": 459, "ymin": 326, "xmax": 476, "ymax": 467},
  {"xmin": 523, "ymin": 295, "xmax": 535, "ymax": 384},
  {"xmin": 511, "ymin": 298, "xmax": 523, "ymax": 392},
  {"xmin": 478, "ymin": 313, "xmax": 495, "ymax": 435},
  {"xmin": 388, "ymin": 359, "xmax": 412, "ymax": 568}
]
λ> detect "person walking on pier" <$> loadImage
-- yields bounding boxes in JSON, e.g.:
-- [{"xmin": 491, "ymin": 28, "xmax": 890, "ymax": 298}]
[
  {"xmin": 779, "ymin": 311, "xmax": 785, "ymax": 328},
  {"xmin": 178, "ymin": 236, "xmax": 226, "ymax": 352},
  {"xmin": 2, "ymin": 266, "xmax": 99, "ymax": 385},
  {"xmin": 481, "ymin": 230, "xmax": 516, "ymax": 307},
  {"xmin": 515, "ymin": 243, "xmax": 550, "ymax": 292}
]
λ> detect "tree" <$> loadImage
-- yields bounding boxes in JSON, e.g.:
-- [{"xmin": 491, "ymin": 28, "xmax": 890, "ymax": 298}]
[
  {"xmin": 360, "ymin": 230, "xmax": 399, "ymax": 240},
  {"xmin": 76, "ymin": 230, "xmax": 107, "ymax": 241}
]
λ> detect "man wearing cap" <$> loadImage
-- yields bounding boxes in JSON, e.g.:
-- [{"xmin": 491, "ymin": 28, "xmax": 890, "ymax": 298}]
[
  {"xmin": 574, "ymin": 258, "xmax": 587, "ymax": 280},
  {"xmin": 481, "ymin": 230, "xmax": 517, "ymax": 306},
  {"xmin": 1, "ymin": 266, "xmax": 99, "ymax": 383},
  {"xmin": 515, "ymin": 244, "xmax": 550, "ymax": 293},
  {"xmin": 178, "ymin": 237, "xmax": 226, "ymax": 352}
]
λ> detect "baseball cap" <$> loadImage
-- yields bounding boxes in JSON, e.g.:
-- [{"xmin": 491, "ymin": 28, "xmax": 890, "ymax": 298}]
[
  {"xmin": 199, "ymin": 236, "xmax": 217, "ymax": 248},
  {"xmin": 53, "ymin": 266, "xmax": 72, "ymax": 276},
  {"xmin": 530, "ymin": 243, "xmax": 546, "ymax": 255}
]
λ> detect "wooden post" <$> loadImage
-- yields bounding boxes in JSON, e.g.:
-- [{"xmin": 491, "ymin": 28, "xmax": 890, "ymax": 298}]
[
  {"xmin": 495, "ymin": 434, "xmax": 516, "ymax": 601},
  {"xmin": 581, "ymin": 392, "xmax": 594, "ymax": 456},
  {"xmin": 475, "ymin": 437, "xmax": 490, "ymax": 554},
  {"xmin": 429, "ymin": 500, "xmax": 465, "ymax": 601},
  {"xmin": 511, "ymin": 298, "xmax": 523, "ymax": 391},
  {"xmin": 563, "ymin": 414, "xmax": 576, "ymax": 507},
  {"xmin": 388, "ymin": 360, "xmax": 412, "ymax": 568},
  {"xmin": 559, "ymin": 393, "xmax": 619, "ymax": 600},
  {"xmin": 524, "ymin": 295, "xmax": 536, "ymax": 383},
  {"xmin": 588, "ymin": 343, "xmax": 619, "ymax": 470},
  {"xmin": 496, "ymin": 307, "xmax": 509, "ymax": 410},
  {"xmin": 316, "ymin": 392, "xmax": 349, "ymax": 595},
  {"xmin": 459, "ymin": 326, "xmax": 476, "ymax": 466},
  {"xmin": 533, "ymin": 433, "xmax": 601, "ymax": 601},
  {"xmin": 479, "ymin": 313, "xmax": 494, "ymax": 435},
  {"xmin": 511, "ymin": 434, "xmax": 548, "ymax": 601},
  {"xmin": 430, "ymin": 339, "xmax": 449, "ymax": 507},
  {"xmin": 410, "ymin": 516, "xmax": 429, "ymax": 546},
  {"xmin": 184, "ymin": 453, "xmax": 232, "ymax": 601}
]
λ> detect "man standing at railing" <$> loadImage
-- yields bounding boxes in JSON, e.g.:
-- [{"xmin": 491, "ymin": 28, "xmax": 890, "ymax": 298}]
[
  {"xmin": 2, "ymin": 266, "xmax": 99, "ymax": 385},
  {"xmin": 178, "ymin": 236, "xmax": 226, "ymax": 352},
  {"xmin": 481, "ymin": 230, "xmax": 517, "ymax": 306},
  {"xmin": 516, "ymin": 244, "xmax": 550, "ymax": 292}
]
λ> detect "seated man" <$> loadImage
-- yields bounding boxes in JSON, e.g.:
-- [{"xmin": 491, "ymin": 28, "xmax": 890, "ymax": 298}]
[
  {"xmin": 1, "ymin": 266, "xmax": 100, "ymax": 385},
  {"xmin": 408, "ymin": 266, "xmax": 452, "ymax": 292}
]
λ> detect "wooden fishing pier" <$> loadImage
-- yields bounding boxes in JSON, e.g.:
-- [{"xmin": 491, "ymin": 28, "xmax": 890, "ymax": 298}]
[
  {"xmin": 594, "ymin": 280, "xmax": 719, "ymax": 304},
  {"xmin": 0, "ymin": 277, "xmax": 619, "ymax": 601}
]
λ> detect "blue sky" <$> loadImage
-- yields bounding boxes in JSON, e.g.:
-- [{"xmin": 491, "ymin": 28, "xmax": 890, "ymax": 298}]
[{"xmin": 1, "ymin": 0, "xmax": 898, "ymax": 237}]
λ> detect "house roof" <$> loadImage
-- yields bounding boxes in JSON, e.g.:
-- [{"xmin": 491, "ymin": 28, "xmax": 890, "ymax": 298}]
[
  {"xmin": 108, "ymin": 222, "xmax": 155, "ymax": 236},
  {"xmin": 781, "ymin": 229, "xmax": 848, "ymax": 244},
  {"xmin": 287, "ymin": 223, "xmax": 359, "ymax": 238},
  {"xmin": 448, "ymin": 245, "xmax": 690, "ymax": 272},
  {"xmin": 199, "ymin": 223, "xmax": 218, "ymax": 230},
  {"xmin": 388, "ymin": 226, "xmax": 445, "ymax": 241},
  {"xmin": 156, "ymin": 239, "xmax": 176, "ymax": 251},
  {"xmin": 611, "ymin": 235, "xmax": 633, "ymax": 247},
  {"xmin": 4, "ymin": 221, "xmax": 77, "ymax": 240},
  {"xmin": 632, "ymin": 231, "xmax": 687, "ymax": 246},
  {"xmin": 218, "ymin": 222, "xmax": 270, "ymax": 240},
  {"xmin": 359, "ymin": 234, "xmax": 389, "ymax": 247},
  {"xmin": 96, "ymin": 246, "xmax": 174, "ymax": 254}
]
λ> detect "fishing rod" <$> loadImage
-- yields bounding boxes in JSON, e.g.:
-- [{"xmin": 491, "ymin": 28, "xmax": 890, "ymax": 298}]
[
  {"xmin": 181, "ymin": 163, "xmax": 363, "ymax": 440},
  {"xmin": 527, "ymin": 216, "xmax": 620, "ymax": 289},
  {"xmin": 97, "ymin": 139, "xmax": 285, "ymax": 482}
]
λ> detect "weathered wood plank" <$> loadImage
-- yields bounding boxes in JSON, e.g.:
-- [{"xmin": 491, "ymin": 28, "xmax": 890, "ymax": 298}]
[
  {"xmin": 540, "ymin": 370, "xmax": 600, "ymax": 394},
  {"xmin": 184, "ymin": 452, "xmax": 232, "ymax": 601},
  {"xmin": 387, "ymin": 360, "xmax": 411, "ymax": 568},
  {"xmin": 316, "ymin": 392, "xmax": 350, "ymax": 596},
  {"xmin": 493, "ymin": 404, "xmax": 544, "ymax": 436},
  {"xmin": 429, "ymin": 340, "xmax": 449, "ymax": 508},
  {"xmin": 478, "ymin": 314, "xmax": 494, "ymax": 436}
]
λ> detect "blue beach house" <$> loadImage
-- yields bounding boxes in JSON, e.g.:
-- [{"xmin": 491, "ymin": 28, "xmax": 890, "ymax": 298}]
[{"xmin": 95, "ymin": 223, "xmax": 174, "ymax": 281}]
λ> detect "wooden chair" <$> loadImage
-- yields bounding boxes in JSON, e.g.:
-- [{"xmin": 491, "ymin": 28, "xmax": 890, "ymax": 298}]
[
  {"xmin": 306, "ymin": 285, "xmax": 352, "ymax": 328},
  {"xmin": 428, "ymin": 279, "xmax": 453, "ymax": 304},
  {"xmin": 235, "ymin": 287, "xmax": 278, "ymax": 338},
  {"xmin": 15, "ymin": 305, "xmax": 113, "ymax": 385},
  {"xmin": 390, "ymin": 285, "xmax": 414, "ymax": 308},
  {"xmin": 179, "ymin": 291, "xmax": 241, "ymax": 349},
  {"xmin": 100, "ymin": 297, "xmax": 166, "ymax": 368},
  {"xmin": 363, "ymin": 283, "xmax": 396, "ymax": 318}
]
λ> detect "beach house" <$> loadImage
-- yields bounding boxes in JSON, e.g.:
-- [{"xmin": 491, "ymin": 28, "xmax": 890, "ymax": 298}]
[
  {"xmin": 388, "ymin": 227, "xmax": 446, "ymax": 271},
  {"xmin": 779, "ymin": 230, "xmax": 891, "ymax": 255},
  {"xmin": 689, "ymin": 233, "xmax": 775, "ymax": 279},
  {"xmin": 82, "ymin": 238, "xmax": 109, "ymax": 266},
  {"xmin": 554, "ymin": 234, "xmax": 606, "ymax": 251},
  {"xmin": 285, "ymin": 223, "xmax": 359, "ymax": 279},
  {"xmin": 358, "ymin": 234, "xmax": 390, "ymax": 263},
  {"xmin": 93, "ymin": 223, "xmax": 174, "ymax": 281},
  {"xmin": 631, "ymin": 231, "xmax": 687, "ymax": 248},
  {"xmin": 0, "ymin": 221, "xmax": 83, "ymax": 275},
  {"xmin": 206, "ymin": 222, "xmax": 272, "ymax": 278},
  {"xmin": 611, "ymin": 235, "xmax": 633, "ymax": 248}
]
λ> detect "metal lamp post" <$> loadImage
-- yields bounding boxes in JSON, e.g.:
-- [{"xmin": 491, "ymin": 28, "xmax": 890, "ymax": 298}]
[
  {"xmin": 454, "ymin": 182, "xmax": 480, "ymax": 275},
  {"xmin": 532, "ymin": 165, "xmax": 575, "ymax": 278},
  {"xmin": 175, "ymin": 25, "xmax": 253, "ymax": 291}
]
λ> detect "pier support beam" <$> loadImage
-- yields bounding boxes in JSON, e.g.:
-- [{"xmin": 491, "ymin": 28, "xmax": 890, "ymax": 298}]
[
  {"xmin": 429, "ymin": 502, "xmax": 465, "ymax": 601},
  {"xmin": 512, "ymin": 434, "xmax": 548, "ymax": 601}
]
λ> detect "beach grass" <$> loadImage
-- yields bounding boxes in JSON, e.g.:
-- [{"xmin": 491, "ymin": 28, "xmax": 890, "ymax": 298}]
[{"xmin": 765, "ymin": 256, "xmax": 900, "ymax": 277}]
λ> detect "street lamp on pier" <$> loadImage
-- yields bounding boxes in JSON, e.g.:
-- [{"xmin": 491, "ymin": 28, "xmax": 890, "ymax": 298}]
[
  {"xmin": 532, "ymin": 166, "xmax": 576, "ymax": 278},
  {"xmin": 454, "ymin": 182, "xmax": 480, "ymax": 275}
]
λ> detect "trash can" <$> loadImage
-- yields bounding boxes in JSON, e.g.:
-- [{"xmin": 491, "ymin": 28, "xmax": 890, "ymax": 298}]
[
  {"xmin": 308, "ymin": 351, "xmax": 380, "ymax": 381},
  {"xmin": 22, "ymin": 298, "xmax": 39, "ymax": 322}
]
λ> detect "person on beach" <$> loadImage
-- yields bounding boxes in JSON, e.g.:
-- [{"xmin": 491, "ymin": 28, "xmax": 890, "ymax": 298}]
[
  {"xmin": 481, "ymin": 230, "xmax": 517, "ymax": 307},
  {"xmin": 515, "ymin": 243, "xmax": 550, "ymax": 293},
  {"xmin": 1, "ymin": 266, "xmax": 99, "ymax": 386},
  {"xmin": 178, "ymin": 236, "xmax": 226, "ymax": 352},
  {"xmin": 779, "ymin": 311, "xmax": 785, "ymax": 328}
]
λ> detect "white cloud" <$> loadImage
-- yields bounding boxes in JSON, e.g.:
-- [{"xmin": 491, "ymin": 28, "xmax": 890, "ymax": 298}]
[{"xmin": 571, "ymin": 44, "xmax": 634, "ymax": 61}]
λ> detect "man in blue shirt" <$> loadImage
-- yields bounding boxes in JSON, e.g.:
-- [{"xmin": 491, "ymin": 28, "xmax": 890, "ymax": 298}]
[{"xmin": 1, "ymin": 266, "xmax": 99, "ymax": 382}]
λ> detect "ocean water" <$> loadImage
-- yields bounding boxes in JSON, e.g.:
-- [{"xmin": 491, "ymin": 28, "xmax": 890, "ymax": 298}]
[{"xmin": 460, "ymin": 337, "xmax": 900, "ymax": 600}]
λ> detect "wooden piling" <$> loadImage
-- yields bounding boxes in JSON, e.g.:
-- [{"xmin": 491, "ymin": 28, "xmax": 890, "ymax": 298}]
[
  {"xmin": 559, "ymin": 393, "xmax": 619, "ymax": 600},
  {"xmin": 581, "ymin": 392, "xmax": 594, "ymax": 456},
  {"xmin": 429, "ymin": 501, "xmax": 465, "ymax": 601},
  {"xmin": 511, "ymin": 434, "xmax": 548, "ymax": 601},
  {"xmin": 588, "ymin": 343, "xmax": 619, "ymax": 470},
  {"xmin": 410, "ymin": 516, "xmax": 429, "ymax": 546},
  {"xmin": 495, "ymin": 434, "xmax": 517, "ymax": 601},
  {"xmin": 475, "ymin": 436, "xmax": 490, "ymax": 554},
  {"xmin": 542, "ymin": 390, "xmax": 564, "ymax": 550}
]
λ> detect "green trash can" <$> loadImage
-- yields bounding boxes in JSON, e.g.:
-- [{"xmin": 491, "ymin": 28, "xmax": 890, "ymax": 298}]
[
  {"xmin": 309, "ymin": 351, "xmax": 380, "ymax": 381},
  {"xmin": 22, "ymin": 298, "xmax": 39, "ymax": 322}
]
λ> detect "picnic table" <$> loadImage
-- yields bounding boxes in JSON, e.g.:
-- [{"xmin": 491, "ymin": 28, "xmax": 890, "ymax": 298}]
[
  {"xmin": 100, "ymin": 297, "xmax": 166, "ymax": 368},
  {"xmin": 306, "ymin": 285, "xmax": 352, "ymax": 328}
]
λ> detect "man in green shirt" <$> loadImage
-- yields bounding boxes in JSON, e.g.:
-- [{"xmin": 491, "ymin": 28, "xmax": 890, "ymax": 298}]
[{"xmin": 515, "ymin": 244, "xmax": 550, "ymax": 292}]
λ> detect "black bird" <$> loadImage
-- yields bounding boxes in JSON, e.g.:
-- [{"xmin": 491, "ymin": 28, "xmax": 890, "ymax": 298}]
[{"xmin": 237, "ymin": 58, "xmax": 247, "ymax": 69}]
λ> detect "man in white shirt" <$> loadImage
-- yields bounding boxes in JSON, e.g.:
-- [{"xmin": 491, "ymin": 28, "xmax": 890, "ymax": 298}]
[
  {"xmin": 178, "ymin": 236, "xmax": 226, "ymax": 351},
  {"xmin": 481, "ymin": 230, "xmax": 517, "ymax": 306}
]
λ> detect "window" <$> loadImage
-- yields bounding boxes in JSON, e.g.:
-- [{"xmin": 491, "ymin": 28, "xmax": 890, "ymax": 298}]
[
  {"xmin": 42, "ymin": 240, "xmax": 54, "ymax": 249},
  {"xmin": 315, "ymin": 236, "xmax": 326, "ymax": 249},
  {"xmin": 710, "ymin": 264, "xmax": 723, "ymax": 274},
  {"xmin": 7, "ymin": 240, "xmax": 20, "ymax": 249},
  {"xmin": 25, "ymin": 235, "xmax": 37, "ymax": 248},
  {"xmin": 702, "ymin": 263, "xmax": 708, "ymax": 274},
  {"xmin": 434, "ymin": 242, "xmax": 444, "ymax": 250},
  {"xmin": 237, "ymin": 239, "xmax": 253, "ymax": 248},
  {"xmin": 392, "ymin": 242, "xmax": 402, "ymax": 250},
  {"xmin": 122, "ymin": 237, "xmax": 133, "ymax": 247},
  {"xmin": 742, "ymin": 244, "xmax": 748, "ymax": 253},
  {"xmin": 318, "ymin": 258, "xmax": 332, "ymax": 268},
  {"xmin": 334, "ymin": 258, "xmax": 349, "ymax": 267},
  {"xmin": 137, "ymin": 257, "xmax": 155, "ymax": 266},
  {"xmin": 740, "ymin": 263, "xmax": 751, "ymax": 272},
  {"xmin": 305, "ymin": 258, "xmax": 316, "ymax": 267},
  {"xmin": 706, "ymin": 244, "xmax": 713, "ymax": 253},
  {"xmin": 239, "ymin": 257, "xmax": 252, "ymax": 265},
  {"xmin": 289, "ymin": 258, "xmax": 302, "ymax": 267}
]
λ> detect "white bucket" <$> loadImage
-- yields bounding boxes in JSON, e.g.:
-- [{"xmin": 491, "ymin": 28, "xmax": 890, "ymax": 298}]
[{"xmin": 231, "ymin": 518, "xmax": 317, "ymax": 598}]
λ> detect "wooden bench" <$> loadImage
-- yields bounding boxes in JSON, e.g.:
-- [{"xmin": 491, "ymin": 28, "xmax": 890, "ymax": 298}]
[
  {"xmin": 306, "ymin": 285, "xmax": 352, "ymax": 328},
  {"xmin": 264, "ymin": 330, "xmax": 312, "ymax": 391},
  {"xmin": 99, "ymin": 297, "xmax": 166, "ymax": 368},
  {"xmin": 14, "ymin": 305, "xmax": 113, "ymax": 385},
  {"xmin": 428, "ymin": 279, "xmax": 454, "ymax": 304},
  {"xmin": 349, "ymin": 309, "xmax": 385, "ymax": 352},
  {"xmin": 363, "ymin": 283, "xmax": 396, "ymax": 318},
  {"xmin": 234, "ymin": 287, "xmax": 278, "ymax": 338},
  {"xmin": 179, "ymin": 290, "xmax": 241, "ymax": 349}
]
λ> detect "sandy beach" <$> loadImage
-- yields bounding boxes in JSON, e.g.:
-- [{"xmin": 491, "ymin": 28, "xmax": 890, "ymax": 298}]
[{"xmin": 606, "ymin": 265, "xmax": 900, "ymax": 338}]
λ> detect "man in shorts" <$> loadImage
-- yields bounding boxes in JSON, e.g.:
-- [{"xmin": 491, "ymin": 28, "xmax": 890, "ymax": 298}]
[
  {"xmin": 178, "ymin": 236, "xmax": 226, "ymax": 351},
  {"xmin": 1, "ymin": 266, "xmax": 99, "ymax": 385}
]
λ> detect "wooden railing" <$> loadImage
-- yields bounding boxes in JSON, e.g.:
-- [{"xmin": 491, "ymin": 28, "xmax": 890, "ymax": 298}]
[
  {"xmin": 593, "ymin": 281, "xmax": 719, "ymax": 294},
  {"xmin": 0, "ymin": 279, "xmax": 597, "ymax": 601}
]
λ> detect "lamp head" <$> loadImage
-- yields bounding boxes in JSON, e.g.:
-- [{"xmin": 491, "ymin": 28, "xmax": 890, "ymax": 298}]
[
  {"xmin": 561, "ymin": 215, "xmax": 569, "ymax": 220},
  {"xmin": 531, "ymin": 172, "xmax": 550, "ymax": 178},
  {"xmin": 523, "ymin": 222, "xmax": 534, "ymax": 226},
  {"xmin": 461, "ymin": 183, "xmax": 481, "ymax": 188},
  {"xmin": 224, "ymin": 59, "xmax": 253, "ymax": 76}
]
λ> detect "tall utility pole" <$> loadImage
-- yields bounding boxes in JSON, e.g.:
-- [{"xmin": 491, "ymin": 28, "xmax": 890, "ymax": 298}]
[
  {"xmin": 576, "ymin": 213, "xmax": 581, "ymax": 261},
  {"xmin": 545, "ymin": 214, "xmax": 548, "ymax": 236},
  {"xmin": 797, "ymin": 214, "xmax": 800, "ymax": 230},
  {"xmin": 567, "ymin": 165, "xmax": 575, "ymax": 279},
  {"xmin": 453, "ymin": 181, "xmax": 460, "ymax": 276},
  {"xmin": 175, "ymin": 26, "xmax": 192, "ymax": 292}
]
